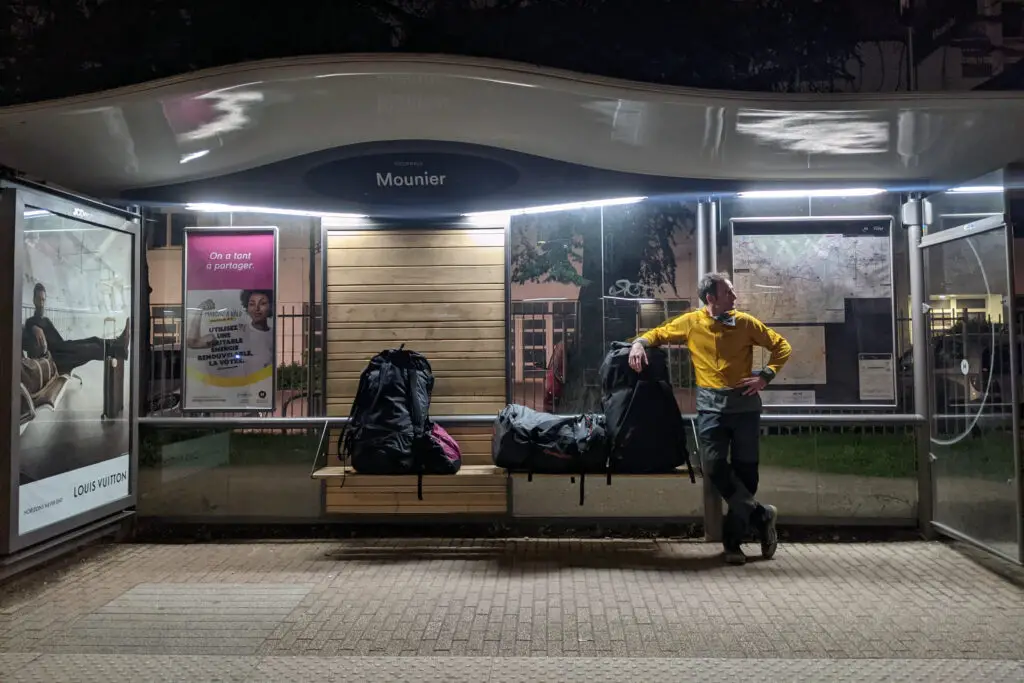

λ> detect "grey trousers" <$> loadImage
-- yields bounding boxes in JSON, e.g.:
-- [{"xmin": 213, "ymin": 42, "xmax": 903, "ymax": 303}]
[{"xmin": 696, "ymin": 410, "xmax": 763, "ymax": 550}]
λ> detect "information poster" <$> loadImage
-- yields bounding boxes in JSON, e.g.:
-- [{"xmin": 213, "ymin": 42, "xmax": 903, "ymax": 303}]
[
  {"xmin": 183, "ymin": 228, "xmax": 277, "ymax": 411},
  {"xmin": 731, "ymin": 217, "xmax": 896, "ymax": 407},
  {"xmin": 17, "ymin": 208, "xmax": 133, "ymax": 535}
]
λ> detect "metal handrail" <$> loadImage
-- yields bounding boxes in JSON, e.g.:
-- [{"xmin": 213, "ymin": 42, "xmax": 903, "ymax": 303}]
[{"xmin": 138, "ymin": 413, "xmax": 926, "ymax": 428}]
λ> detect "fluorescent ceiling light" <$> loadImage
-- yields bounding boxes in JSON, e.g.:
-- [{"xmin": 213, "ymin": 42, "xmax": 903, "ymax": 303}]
[
  {"xmin": 179, "ymin": 150, "xmax": 210, "ymax": 164},
  {"xmin": 945, "ymin": 185, "xmax": 1003, "ymax": 194},
  {"xmin": 463, "ymin": 196, "xmax": 646, "ymax": 220},
  {"xmin": 737, "ymin": 188, "xmax": 885, "ymax": 199},
  {"xmin": 23, "ymin": 210, "xmax": 51, "ymax": 218},
  {"xmin": 184, "ymin": 203, "xmax": 366, "ymax": 219}
]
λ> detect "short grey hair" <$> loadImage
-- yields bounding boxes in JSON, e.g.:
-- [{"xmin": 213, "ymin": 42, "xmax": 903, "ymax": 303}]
[{"xmin": 697, "ymin": 272, "xmax": 730, "ymax": 305}]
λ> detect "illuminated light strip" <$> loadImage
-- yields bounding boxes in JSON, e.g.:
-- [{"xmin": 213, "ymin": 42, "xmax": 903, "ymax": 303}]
[
  {"xmin": 737, "ymin": 188, "xmax": 885, "ymax": 199},
  {"xmin": 945, "ymin": 185, "xmax": 1003, "ymax": 194},
  {"xmin": 463, "ymin": 196, "xmax": 647, "ymax": 221},
  {"xmin": 184, "ymin": 203, "xmax": 366, "ymax": 219}
]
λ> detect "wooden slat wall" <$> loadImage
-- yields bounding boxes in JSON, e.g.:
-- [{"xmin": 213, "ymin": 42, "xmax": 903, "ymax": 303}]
[{"xmin": 326, "ymin": 228, "xmax": 507, "ymax": 467}]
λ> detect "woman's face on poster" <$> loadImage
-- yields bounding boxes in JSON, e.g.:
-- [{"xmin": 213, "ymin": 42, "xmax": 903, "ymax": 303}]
[{"xmin": 247, "ymin": 293, "xmax": 270, "ymax": 324}]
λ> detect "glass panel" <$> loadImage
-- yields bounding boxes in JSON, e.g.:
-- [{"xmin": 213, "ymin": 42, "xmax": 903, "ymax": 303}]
[
  {"xmin": 143, "ymin": 208, "xmax": 322, "ymax": 418},
  {"xmin": 509, "ymin": 207, "xmax": 597, "ymax": 413},
  {"xmin": 602, "ymin": 200, "xmax": 697, "ymax": 412},
  {"xmin": 925, "ymin": 226, "xmax": 1019, "ymax": 560},
  {"xmin": 757, "ymin": 426, "xmax": 918, "ymax": 518},
  {"xmin": 925, "ymin": 169, "xmax": 1004, "ymax": 235},
  {"xmin": 138, "ymin": 426, "xmax": 323, "ymax": 519},
  {"xmin": 18, "ymin": 206, "xmax": 133, "ymax": 535}
]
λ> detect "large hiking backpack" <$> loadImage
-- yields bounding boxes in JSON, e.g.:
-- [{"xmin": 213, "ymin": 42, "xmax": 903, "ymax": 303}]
[
  {"xmin": 492, "ymin": 404, "xmax": 607, "ymax": 505},
  {"xmin": 600, "ymin": 342, "xmax": 695, "ymax": 480},
  {"xmin": 339, "ymin": 346, "xmax": 461, "ymax": 484}
]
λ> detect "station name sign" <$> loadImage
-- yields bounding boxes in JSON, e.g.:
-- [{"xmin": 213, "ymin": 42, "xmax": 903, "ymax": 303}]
[
  {"xmin": 304, "ymin": 151, "xmax": 519, "ymax": 206},
  {"xmin": 376, "ymin": 170, "xmax": 447, "ymax": 188}
]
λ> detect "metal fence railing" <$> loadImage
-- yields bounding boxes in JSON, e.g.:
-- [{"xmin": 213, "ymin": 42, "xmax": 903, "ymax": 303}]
[{"xmin": 145, "ymin": 303, "xmax": 322, "ymax": 418}]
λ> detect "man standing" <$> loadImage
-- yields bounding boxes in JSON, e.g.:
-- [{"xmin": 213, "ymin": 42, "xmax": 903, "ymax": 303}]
[
  {"xmin": 23, "ymin": 283, "xmax": 130, "ymax": 373},
  {"xmin": 628, "ymin": 272, "xmax": 791, "ymax": 565}
]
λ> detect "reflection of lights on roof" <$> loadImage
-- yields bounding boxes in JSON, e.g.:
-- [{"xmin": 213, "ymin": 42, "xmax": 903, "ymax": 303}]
[
  {"xmin": 179, "ymin": 150, "xmax": 210, "ymax": 164},
  {"xmin": 184, "ymin": 203, "xmax": 366, "ymax": 219},
  {"xmin": 737, "ymin": 188, "xmax": 885, "ymax": 199},
  {"xmin": 176, "ymin": 90, "xmax": 265, "ymax": 142},
  {"xmin": 463, "ymin": 196, "xmax": 647, "ymax": 223},
  {"xmin": 945, "ymin": 185, "xmax": 1003, "ymax": 194},
  {"xmin": 736, "ymin": 110, "xmax": 889, "ymax": 155}
]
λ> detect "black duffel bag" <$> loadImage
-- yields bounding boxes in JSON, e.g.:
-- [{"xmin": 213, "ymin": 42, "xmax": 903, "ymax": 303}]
[{"xmin": 493, "ymin": 404, "xmax": 607, "ymax": 475}]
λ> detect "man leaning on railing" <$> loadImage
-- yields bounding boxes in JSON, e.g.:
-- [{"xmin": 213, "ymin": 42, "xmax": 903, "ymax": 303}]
[{"xmin": 628, "ymin": 272, "xmax": 792, "ymax": 565}]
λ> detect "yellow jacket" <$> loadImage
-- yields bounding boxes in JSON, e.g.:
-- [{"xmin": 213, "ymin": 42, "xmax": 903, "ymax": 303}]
[{"xmin": 637, "ymin": 308, "xmax": 791, "ymax": 389}]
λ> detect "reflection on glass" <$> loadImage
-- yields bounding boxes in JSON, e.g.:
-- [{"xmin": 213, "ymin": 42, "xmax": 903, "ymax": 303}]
[
  {"xmin": 508, "ymin": 201, "xmax": 698, "ymax": 414},
  {"xmin": 603, "ymin": 200, "xmax": 696, "ymax": 413},
  {"xmin": 758, "ymin": 428, "xmax": 917, "ymax": 518},
  {"xmin": 18, "ymin": 208, "xmax": 133, "ymax": 535},
  {"xmin": 143, "ymin": 209, "xmax": 321, "ymax": 420},
  {"xmin": 138, "ymin": 426, "xmax": 322, "ymax": 518},
  {"xmin": 926, "ymin": 227, "xmax": 1019, "ymax": 560},
  {"xmin": 925, "ymin": 169, "xmax": 1005, "ymax": 235}
]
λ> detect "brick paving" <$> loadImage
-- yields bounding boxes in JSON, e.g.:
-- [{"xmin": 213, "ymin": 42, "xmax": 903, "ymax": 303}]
[{"xmin": 0, "ymin": 539, "xmax": 1022, "ymax": 681}]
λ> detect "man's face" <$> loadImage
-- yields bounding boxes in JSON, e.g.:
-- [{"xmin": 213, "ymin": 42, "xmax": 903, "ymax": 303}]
[
  {"xmin": 247, "ymin": 293, "xmax": 270, "ymax": 323},
  {"xmin": 33, "ymin": 289, "xmax": 46, "ymax": 311},
  {"xmin": 708, "ymin": 279, "xmax": 737, "ymax": 310}
]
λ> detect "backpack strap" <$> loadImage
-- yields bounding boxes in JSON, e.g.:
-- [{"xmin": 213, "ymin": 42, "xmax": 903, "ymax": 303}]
[{"xmin": 404, "ymin": 358, "xmax": 429, "ymax": 500}]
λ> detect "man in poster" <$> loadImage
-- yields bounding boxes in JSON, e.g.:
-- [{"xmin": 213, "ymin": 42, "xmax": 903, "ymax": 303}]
[{"xmin": 23, "ymin": 283, "xmax": 131, "ymax": 371}]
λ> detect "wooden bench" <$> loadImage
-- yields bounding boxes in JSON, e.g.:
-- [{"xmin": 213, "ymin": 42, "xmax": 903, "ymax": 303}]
[{"xmin": 312, "ymin": 465, "xmax": 508, "ymax": 515}]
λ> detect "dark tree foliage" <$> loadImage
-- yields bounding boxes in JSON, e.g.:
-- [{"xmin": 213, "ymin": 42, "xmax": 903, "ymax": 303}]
[{"xmin": 0, "ymin": 0, "xmax": 872, "ymax": 105}]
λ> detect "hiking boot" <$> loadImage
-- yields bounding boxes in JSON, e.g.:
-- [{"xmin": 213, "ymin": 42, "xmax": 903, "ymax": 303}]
[
  {"xmin": 758, "ymin": 504, "xmax": 778, "ymax": 559},
  {"xmin": 723, "ymin": 547, "xmax": 746, "ymax": 565}
]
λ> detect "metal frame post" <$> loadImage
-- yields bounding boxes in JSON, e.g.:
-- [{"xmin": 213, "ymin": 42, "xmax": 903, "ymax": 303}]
[
  {"xmin": 1004, "ymin": 217, "xmax": 1024, "ymax": 565},
  {"xmin": 904, "ymin": 194, "xmax": 935, "ymax": 539},
  {"xmin": 696, "ymin": 199, "xmax": 723, "ymax": 542}
]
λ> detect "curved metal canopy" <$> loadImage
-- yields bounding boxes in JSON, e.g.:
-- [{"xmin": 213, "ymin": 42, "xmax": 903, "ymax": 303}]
[{"xmin": 1, "ymin": 54, "xmax": 1023, "ymax": 207}]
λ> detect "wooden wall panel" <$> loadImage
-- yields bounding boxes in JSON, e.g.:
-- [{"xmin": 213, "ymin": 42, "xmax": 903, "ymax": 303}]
[{"xmin": 326, "ymin": 228, "xmax": 507, "ymax": 467}]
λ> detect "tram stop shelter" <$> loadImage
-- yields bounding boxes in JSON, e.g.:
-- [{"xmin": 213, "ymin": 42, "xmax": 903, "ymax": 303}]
[{"xmin": 0, "ymin": 55, "xmax": 1021, "ymax": 570}]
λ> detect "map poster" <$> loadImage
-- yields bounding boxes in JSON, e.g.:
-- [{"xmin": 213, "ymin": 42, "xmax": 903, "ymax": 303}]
[
  {"xmin": 730, "ymin": 217, "xmax": 896, "ymax": 407},
  {"xmin": 182, "ymin": 228, "xmax": 277, "ymax": 411}
]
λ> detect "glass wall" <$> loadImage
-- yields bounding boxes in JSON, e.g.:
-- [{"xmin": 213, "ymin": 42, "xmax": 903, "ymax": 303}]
[
  {"xmin": 507, "ymin": 193, "xmax": 917, "ymax": 521},
  {"xmin": 509, "ymin": 199, "xmax": 702, "ymax": 517},
  {"xmin": 138, "ymin": 208, "xmax": 323, "ymax": 519},
  {"xmin": 715, "ymin": 192, "xmax": 917, "ymax": 519},
  {"xmin": 923, "ymin": 173, "xmax": 1020, "ymax": 562}
]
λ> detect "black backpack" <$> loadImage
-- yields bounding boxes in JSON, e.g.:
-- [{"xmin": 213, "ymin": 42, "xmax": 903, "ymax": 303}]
[
  {"xmin": 600, "ymin": 342, "xmax": 695, "ymax": 480},
  {"xmin": 339, "ymin": 346, "xmax": 461, "ymax": 486}
]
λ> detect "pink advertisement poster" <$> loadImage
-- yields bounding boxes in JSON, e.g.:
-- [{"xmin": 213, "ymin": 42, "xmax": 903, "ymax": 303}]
[{"xmin": 183, "ymin": 229, "xmax": 277, "ymax": 411}]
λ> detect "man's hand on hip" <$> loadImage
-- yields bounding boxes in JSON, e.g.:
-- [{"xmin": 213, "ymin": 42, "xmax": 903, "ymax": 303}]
[
  {"xmin": 628, "ymin": 341, "xmax": 648, "ymax": 373},
  {"xmin": 735, "ymin": 375, "xmax": 768, "ymax": 396}
]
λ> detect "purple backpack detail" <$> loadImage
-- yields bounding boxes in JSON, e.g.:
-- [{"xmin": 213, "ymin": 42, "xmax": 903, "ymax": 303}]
[{"xmin": 428, "ymin": 422, "xmax": 462, "ymax": 474}]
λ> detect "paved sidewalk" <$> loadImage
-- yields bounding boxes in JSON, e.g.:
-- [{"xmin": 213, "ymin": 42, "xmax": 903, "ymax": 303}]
[{"xmin": 1, "ymin": 539, "xmax": 1022, "ymax": 681}]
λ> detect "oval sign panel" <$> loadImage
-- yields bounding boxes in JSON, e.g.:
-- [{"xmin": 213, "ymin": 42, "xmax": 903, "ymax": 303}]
[{"xmin": 303, "ymin": 152, "xmax": 521, "ymax": 206}]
